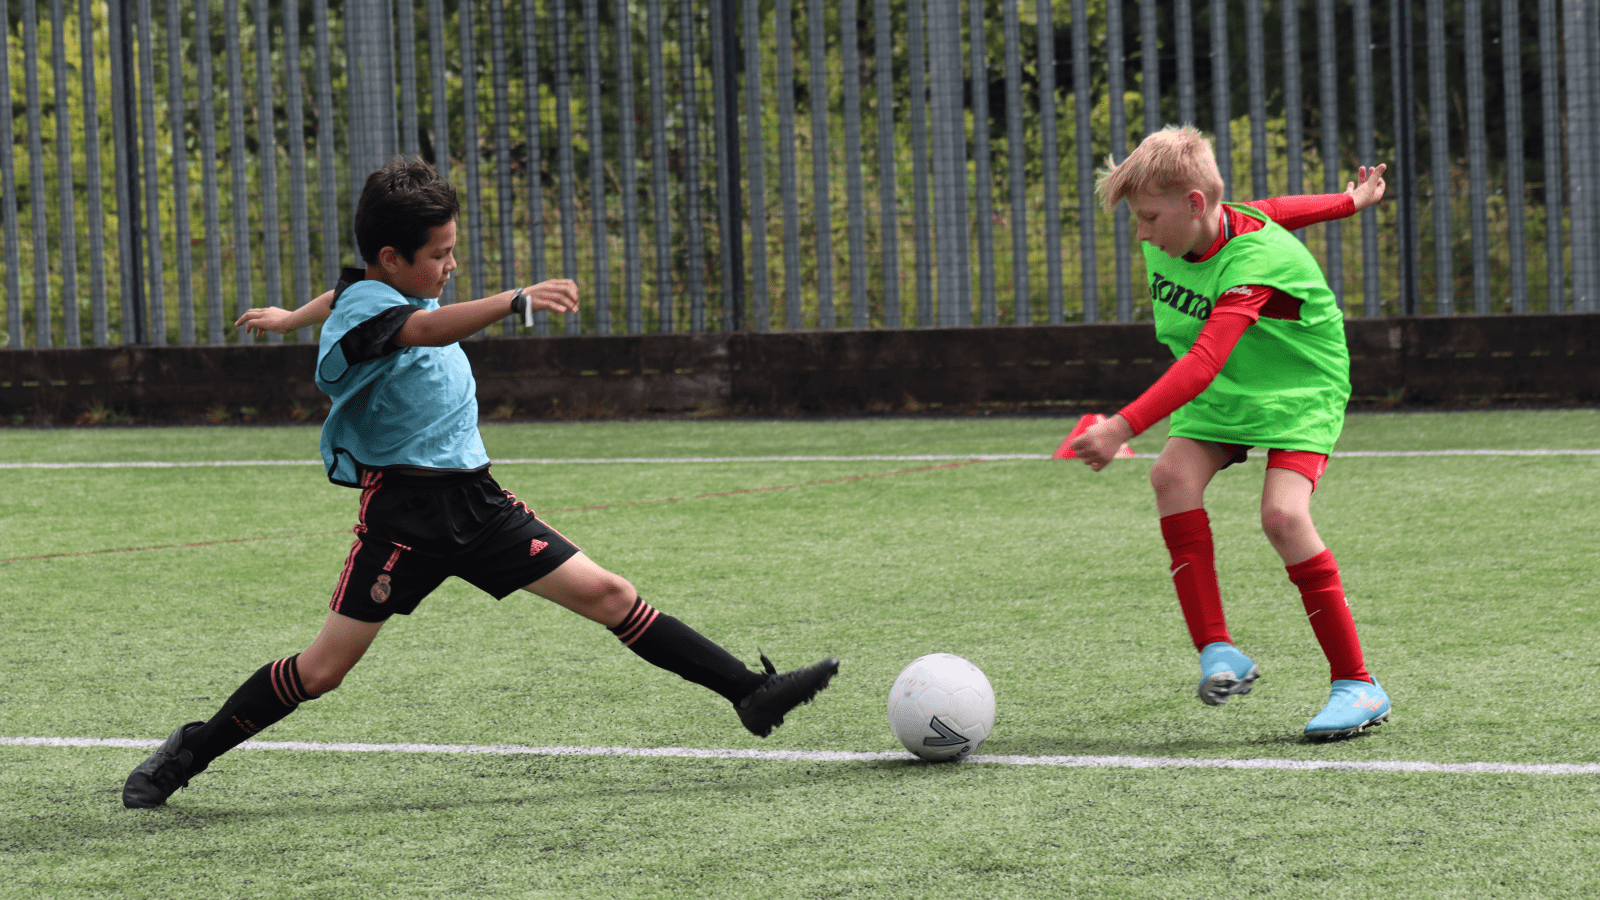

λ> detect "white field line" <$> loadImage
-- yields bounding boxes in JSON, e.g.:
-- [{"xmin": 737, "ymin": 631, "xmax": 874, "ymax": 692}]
[
  {"xmin": 4, "ymin": 735, "xmax": 1597, "ymax": 776},
  {"xmin": 3, "ymin": 449, "xmax": 1599, "ymax": 469}
]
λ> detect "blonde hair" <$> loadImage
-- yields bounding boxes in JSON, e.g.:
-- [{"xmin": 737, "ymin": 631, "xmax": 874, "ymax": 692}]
[{"xmin": 1095, "ymin": 124, "xmax": 1225, "ymax": 212}]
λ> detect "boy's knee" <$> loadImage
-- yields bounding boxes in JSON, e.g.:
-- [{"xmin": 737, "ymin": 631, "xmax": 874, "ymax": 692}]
[
  {"xmin": 295, "ymin": 659, "xmax": 349, "ymax": 697},
  {"xmin": 1260, "ymin": 503, "xmax": 1311, "ymax": 545},
  {"xmin": 1149, "ymin": 459, "xmax": 1193, "ymax": 500},
  {"xmin": 590, "ymin": 573, "xmax": 637, "ymax": 618}
]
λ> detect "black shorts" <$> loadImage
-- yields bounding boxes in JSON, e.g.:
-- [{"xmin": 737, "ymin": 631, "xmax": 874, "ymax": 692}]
[{"xmin": 329, "ymin": 467, "xmax": 581, "ymax": 622}]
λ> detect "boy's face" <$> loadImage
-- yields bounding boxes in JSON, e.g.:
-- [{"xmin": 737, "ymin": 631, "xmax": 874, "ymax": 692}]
[
  {"xmin": 379, "ymin": 218, "xmax": 458, "ymax": 299},
  {"xmin": 1128, "ymin": 189, "xmax": 1208, "ymax": 259}
]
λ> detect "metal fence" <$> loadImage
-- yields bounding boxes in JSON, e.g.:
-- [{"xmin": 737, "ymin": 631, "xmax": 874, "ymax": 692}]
[{"xmin": 3, "ymin": 0, "xmax": 1600, "ymax": 349}]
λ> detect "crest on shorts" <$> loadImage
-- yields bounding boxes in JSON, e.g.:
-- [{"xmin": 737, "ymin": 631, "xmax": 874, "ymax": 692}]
[{"xmin": 371, "ymin": 573, "xmax": 392, "ymax": 603}]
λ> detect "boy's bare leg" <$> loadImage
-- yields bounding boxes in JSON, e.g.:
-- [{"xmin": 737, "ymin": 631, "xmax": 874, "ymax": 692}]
[
  {"xmin": 1260, "ymin": 466, "xmax": 1378, "ymax": 725},
  {"xmin": 1149, "ymin": 437, "xmax": 1233, "ymax": 516},
  {"xmin": 523, "ymin": 552, "xmax": 837, "ymax": 737},
  {"xmin": 1259, "ymin": 467, "xmax": 1326, "ymax": 566}
]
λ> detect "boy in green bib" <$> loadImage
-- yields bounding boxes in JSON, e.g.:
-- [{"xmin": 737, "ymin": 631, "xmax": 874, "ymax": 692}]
[{"xmin": 1073, "ymin": 125, "xmax": 1391, "ymax": 740}]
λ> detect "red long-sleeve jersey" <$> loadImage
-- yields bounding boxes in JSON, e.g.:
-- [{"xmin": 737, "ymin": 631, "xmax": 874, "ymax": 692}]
[{"xmin": 1117, "ymin": 194, "xmax": 1357, "ymax": 435}]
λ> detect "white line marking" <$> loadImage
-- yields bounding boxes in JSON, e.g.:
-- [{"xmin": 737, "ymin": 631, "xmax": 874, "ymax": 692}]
[
  {"xmin": 5, "ymin": 735, "xmax": 1597, "ymax": 775},
  {"xmin": 4, "ymin": 449, "xmax": 1598, "ymax": 469}
]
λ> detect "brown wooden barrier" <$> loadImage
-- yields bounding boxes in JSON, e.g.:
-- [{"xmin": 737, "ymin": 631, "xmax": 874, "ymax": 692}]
[{"xmin": 2, "ymin": 314, "xmax": 1595, "ymax": 424}]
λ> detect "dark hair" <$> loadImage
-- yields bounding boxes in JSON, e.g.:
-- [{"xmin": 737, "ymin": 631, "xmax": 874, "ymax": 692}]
[{"xmin": 353, "ymin": 156, "xmax": 459, "ymax": 264}]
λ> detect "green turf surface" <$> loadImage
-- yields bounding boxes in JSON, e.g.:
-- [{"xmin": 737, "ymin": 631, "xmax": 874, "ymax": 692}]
[{"xmin": 4, "ymin": 411, "xmax": 1599, "ymax": 898}]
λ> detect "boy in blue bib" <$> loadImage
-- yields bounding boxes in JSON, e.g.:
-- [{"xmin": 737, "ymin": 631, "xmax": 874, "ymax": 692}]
[{"xmin": 124, "ymin": 158, "xmax": 838, "ymax": 808}]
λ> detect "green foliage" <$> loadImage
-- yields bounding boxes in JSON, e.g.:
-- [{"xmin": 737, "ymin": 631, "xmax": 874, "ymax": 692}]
[{"xmin": 0, "ymin": 1, "xmax": 1576, "ymax": 348}]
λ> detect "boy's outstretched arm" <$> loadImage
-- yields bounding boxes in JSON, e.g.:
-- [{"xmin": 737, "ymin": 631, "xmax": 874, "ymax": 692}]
[
  {"xmin": 1247, "ymin": 163, "xmax": 1388, "ymax": 230},
  {"xmin": 396, "ymin": 279, "xmax": 580, "ymax": 347},
  {"xmin": 236, "ymin": 290, "xmax": 335, "ymax": 337}
]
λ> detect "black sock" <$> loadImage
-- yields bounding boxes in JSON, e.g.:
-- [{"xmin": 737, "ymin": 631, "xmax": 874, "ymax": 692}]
[
  {"xmin": 187, "ymin": 655, "xmax": 319, "ymax": 771},
  {"xmin": 609, "ymin": 597, "xmax": 765, "ymax": 702}
]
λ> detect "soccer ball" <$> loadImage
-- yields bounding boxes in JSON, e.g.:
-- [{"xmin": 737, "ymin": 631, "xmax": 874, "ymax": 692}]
[{"xmin": 886, "ymin": 653, "xmax": 996, "ymax": 761}]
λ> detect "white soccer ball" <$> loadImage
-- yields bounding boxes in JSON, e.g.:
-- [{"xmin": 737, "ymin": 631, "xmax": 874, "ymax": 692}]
[{"xmin": 887, "ymin": 653, "xmax": 996, "ymax": 761}]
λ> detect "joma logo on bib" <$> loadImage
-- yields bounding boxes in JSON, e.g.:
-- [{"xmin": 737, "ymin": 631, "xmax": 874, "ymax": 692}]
[{"xmin": 1150, "ymin": 272, "xmax": 1213, "ymax": 320}]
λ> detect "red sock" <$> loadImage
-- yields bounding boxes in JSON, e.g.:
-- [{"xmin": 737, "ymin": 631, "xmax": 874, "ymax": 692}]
[
  {"xmin": 1159, "ymin": 509, "xmax": 1231, "ymax": 651},
  {"xmin": 1286, "ymin": 550, "xmax": 1372, "ymax": 684}
]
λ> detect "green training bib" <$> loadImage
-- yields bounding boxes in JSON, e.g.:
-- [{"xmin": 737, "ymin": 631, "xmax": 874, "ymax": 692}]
[{"xmin": 1144, "ymin": 203, "xmax": 1350, "ymax": 454}]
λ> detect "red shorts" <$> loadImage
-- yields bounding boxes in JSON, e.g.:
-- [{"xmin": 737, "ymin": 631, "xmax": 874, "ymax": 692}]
[{"xmin": 1216, "ymin": 443, "xmax": 1329, "ymax": 490}]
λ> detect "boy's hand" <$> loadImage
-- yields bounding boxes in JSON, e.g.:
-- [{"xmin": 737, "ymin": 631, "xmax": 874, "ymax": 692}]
[
  {"xmin": 235, "ymin": 306, "xmax": 297, "ymax": 337},
  {"xmin": 520, "ymin": 279, "xmax": 580, "ymax": 316},
  {"xmin": 1344, "ymin": 164, "xmax": 1387, "ymax": 213},
  {"xmin": 1070, "ymin": 414, "xmax": 1135, "ymax": 472}
]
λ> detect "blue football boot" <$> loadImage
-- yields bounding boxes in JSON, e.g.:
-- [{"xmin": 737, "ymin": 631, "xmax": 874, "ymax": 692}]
[
  {"xmin": 1304, "ymin": 679, "xmax": 1391, "ymax": 741},
  {"xmin": 1197, "ymin": 642, "xmax": 1260, "ymax": 706}
]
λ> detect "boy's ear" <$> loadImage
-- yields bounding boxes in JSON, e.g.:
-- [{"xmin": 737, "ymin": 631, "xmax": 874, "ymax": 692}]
[
  {"xmin": 377, "ymin": 246, "xmax": 402, "ymax": 273},
  {"xmin": 1188, "ymin": 189, "xmax": 1208, "ymax": 217}
]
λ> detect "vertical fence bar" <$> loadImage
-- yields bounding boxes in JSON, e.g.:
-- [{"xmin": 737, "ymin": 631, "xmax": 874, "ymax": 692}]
[
  {"xmin": 1426, "ymin": 0, "xmax": 1451, "ymax": 314},
  {"xmin": 646, "ymin": 0, "xmax": 670, "ymax": 332},
  {"xmin": 1587, "ymin": 2, "xmax": 1600, "ymax": 312},
  {"xmin": 1355, "ymin": 0, "xmax": 1380, "ymax": 316},
  {"xmin": 1107, "ymin": 0, "xmax": 1131, "ymax": 321},
  {"xmin": 196, "ymin": 0, "xmax": 224, "ymax": 340},
  {"xmin": 79, "ymin": 0, "xmax": 109, "ymax": 345},
  {"xmin": 908, "ymin": 0, "xmax": 931, "ymax": 326},
  {"xmin": 253, "ymin": 0, "xmax": 282, "ymax": 338},
  {"xmin": 776, "ymin": 0, "xmax": 800, "ymax": 329},
  {"xmin": 1072, "ymin": 0, "xmax": 1096, "ymax": 323},
  {"xmin": 553, "ymin": 0, "xmax": 581, "ymax": 327},
  {"xmin": 934, "ymin": 0, "xmax": 955, "ymax": 326},
  {"xmin": 346, "ymin": 0, "xmax": 366, "ymax": 204},
  {"xmin": 225, "ymin": 0, "xmax": 253, "ymax": 320},
  {"xmin": 846, "ymin": 0, "xmax": 870, "ymax": 327},
  {"xmin": 1142, "ymin": 0, "xmax": 1159, "ymax": 136},
  {"xmin": 1003, "ymin": 0, "xmax": 1027, "ymax": 324},
  {"xmin": 1569, "ymin": 0, "xmax": 1600, "ymax": 312},
  {"xmin": 397, "ymin": 0, "xmax": 419, "ymax": 157},
  {"xmin": 707, "ymin": 0, "xmax": 729, "ymax": 333},
  {"xmin": 1464, "ymin": 0, "xmax": 1490, "ymax": 314},
  {"xmin": 521, "ymin": 0, "xmax": 548, "ymax": 333},
  {"xmin": 136, "ymin": 0, "xmax": 166, "ymax": 342},
  {"xmin": 969, "ymin": 0, "xmax": 995, "ymax": 325},
  {"xmin": 490, "ymin": 0, "xmax": 519, "ymax": 333},
  {"xmin": 51, "ymin": 0, "xmax": 79, "ymax": 345},
  {"xmin": 1392, "ymin": 0, "xmax": 1420, "ymax": 315},
  {"xmin": 1176, "ymin": 0, "xmax": 1195, "ymax": 126},
  {"xmin": 1037, "ymin": 0, "xmax": 1060, "ymax": 324},
  {"xmin": 1210, "ymin": 0, "xmax": 1231, "ymax": 199},
  {"xmin": 315, "ymin": 0, "xmax": 342, "ymax": 293},
  {"xmin": 678, "ymin": 0, "xmax": 706, "ymax": 331},
  {"xmin": 284, "ymin": 0, "xmax": 313, "ymax": 340},
  {"xmin": 24, "ymin": 0, "xmax": 53, "ymax": 347},
  {"xmin": 162, "ymin": 0, "xmax": 190, "ymax": 343},
  {"xmin": 1539, "ymin": 0, "xmax": 1565, "ymax": 313},
  {"xmin": 0, "ymin": 0, "xmax": 20, "ymax": 347},
  {"xmin": 873, "ymin": 0, "xmax": 900, "ymax": 328},
  {"xmin": 1246, "ymin": 0, "xmax": 1267, "ymax": 198},
  {"xmin": 463, "ymin": 0, "xmax": 490, "ymax": 323},
  {"xmin": 1282, "ymin": 0, "xmax": 1304, "ymax": 230},
  {"xmin": 1317, "ymin": 0, "xmax": 1341, "ymax": 306},
  {"xmin": 108, "ymin": 0, "xmax": 140, "ymax": 343},
  {"xmin": 743, "ymin": 0, "xmax": 768, "ymax": 331},
  {"xmin": 427, "ymin": 0, "xmax": 453, "ymax": 301},
  {"xmin": 1502, "ymin": 0, "xmax": 1528, "ymax": 314},
  {"xmin": 583, "ymin": 0, "xmax": 610, "ymax": 333},
  {"xmin": 613, "ymin": 0, "xmax": 642, "ymax": 333},
  {"xmin": 807, "ymin": 0, "xmax": 833, "ymax": 328}
]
